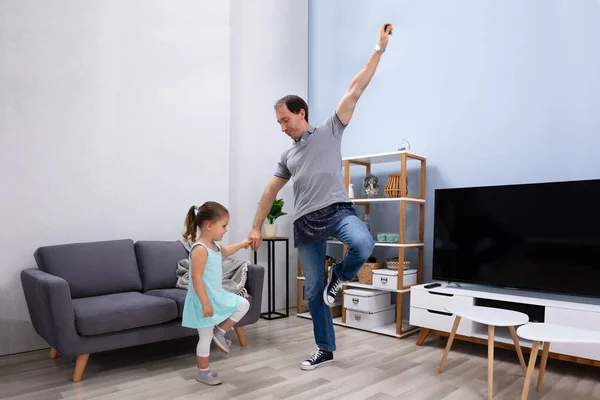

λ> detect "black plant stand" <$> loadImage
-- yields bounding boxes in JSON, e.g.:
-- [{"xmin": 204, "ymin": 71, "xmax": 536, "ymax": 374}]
[{"xmin": 254, "ymin": 237, "xmax": 289, "ymax": 320}]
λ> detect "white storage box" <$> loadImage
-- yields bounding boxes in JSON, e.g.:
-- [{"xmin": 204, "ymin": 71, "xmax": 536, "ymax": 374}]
[
  {"xmin": 372, "ymin": 269, "xmax": 417, "ymax": 290},
  {"xmin": 346, "ymin": 305, "xmax": 396, "ymax": 329},
  {"xmin": 344, "ymin": 288, "xmax": 391, "ymax": 312}
]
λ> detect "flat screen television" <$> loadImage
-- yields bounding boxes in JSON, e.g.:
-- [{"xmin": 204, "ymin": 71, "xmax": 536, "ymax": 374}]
[{"xmin": 432, "ymin": 179, "xmax": 600, "ymax": 298}]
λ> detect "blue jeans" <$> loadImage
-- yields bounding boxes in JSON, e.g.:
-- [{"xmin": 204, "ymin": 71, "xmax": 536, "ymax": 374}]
[{"xmin": 297, "ymin": 214, "xmax": 375, "ymax": 352}]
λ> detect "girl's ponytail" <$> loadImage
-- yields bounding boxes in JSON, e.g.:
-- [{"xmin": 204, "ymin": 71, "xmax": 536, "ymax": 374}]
[{"xmin": 183, "ymin": 205, "xmax": 198, "ymax": 242}]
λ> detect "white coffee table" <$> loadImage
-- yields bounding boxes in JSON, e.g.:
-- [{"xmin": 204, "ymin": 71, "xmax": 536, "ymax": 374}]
[
  {"xmin": 439, "ymin": 304, "xmax": 529, "ymax": 400},
  {"xmin": 516, "ymin": 322, "xmax": 600, "ymax": 400}
]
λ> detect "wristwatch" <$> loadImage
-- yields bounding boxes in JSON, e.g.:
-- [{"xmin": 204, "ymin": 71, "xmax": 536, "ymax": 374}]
[{"xmin": 375, "ymin": 44, "xmax": 385, "ymax": 53}]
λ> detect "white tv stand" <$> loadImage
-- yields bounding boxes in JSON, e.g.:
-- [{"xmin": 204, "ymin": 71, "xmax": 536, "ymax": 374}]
[{"xmin": 410, "ymin": 282, "xmax": 600, "ymax": 366}]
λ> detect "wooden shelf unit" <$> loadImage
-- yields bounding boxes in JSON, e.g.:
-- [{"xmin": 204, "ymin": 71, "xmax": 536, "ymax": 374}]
[{"xmin": 296, "ymin": 150, "xmax": 427, "ymax": 339}]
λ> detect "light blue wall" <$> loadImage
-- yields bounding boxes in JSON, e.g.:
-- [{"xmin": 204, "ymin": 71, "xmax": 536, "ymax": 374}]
[{"xmin": 310, "ymin": 0, "xmax": 600, "ymax": 280}]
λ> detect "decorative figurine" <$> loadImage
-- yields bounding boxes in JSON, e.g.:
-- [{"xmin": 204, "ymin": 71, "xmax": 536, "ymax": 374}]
[{"xmin": 364, "ymin": 174, "xmax": 379, "ymax": 198}]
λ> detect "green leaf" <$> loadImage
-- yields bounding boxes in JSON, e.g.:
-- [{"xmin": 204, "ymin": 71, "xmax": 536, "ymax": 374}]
[{"xmin": 267, "ymin": 198, "xmax": 287, "ymax": 224}]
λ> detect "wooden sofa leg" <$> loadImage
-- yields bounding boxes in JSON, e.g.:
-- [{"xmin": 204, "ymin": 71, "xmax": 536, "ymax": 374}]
[
  {"xmin": 234, "ymin": 326, "xmax": 247, "ymax": 347},
  {"xmin": 73, "ymin": 354, "xmax": 90, "ymax": 382},
  {"xmin": 50, "ymin": 348, "xmax": 59, "ymax": 359}
]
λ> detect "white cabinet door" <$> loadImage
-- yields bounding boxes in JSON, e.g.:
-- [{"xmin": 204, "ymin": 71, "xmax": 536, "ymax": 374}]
[
  {"xmin": 410, "ymin": 307, "xmax": 473, "ymax": 336},
  {"xmin": 411, "ymin": 289, "xmax": 473, "ymax": 313},
  {"xmin": 545, "ymin": 307, "xmax": 600, "ymax": 361}
]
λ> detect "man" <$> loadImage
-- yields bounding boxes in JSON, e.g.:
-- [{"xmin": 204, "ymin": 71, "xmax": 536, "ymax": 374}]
[{"xmin": 248, "ymin": 23, "xmax": 393, "ymax": 370}]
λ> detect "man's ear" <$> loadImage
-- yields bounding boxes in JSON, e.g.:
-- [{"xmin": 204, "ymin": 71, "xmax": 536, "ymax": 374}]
[{"xmin": 298, "ymin": 108, "xmax": 305, "ymax": 120}]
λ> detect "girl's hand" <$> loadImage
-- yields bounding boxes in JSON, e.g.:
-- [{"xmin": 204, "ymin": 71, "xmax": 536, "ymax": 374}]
[
  {"xmin": 241, "ymin": 238, "xmax": 252, "ymax": 249},
  {"xmin": 202, "ymin": 303, "xmax": 214, "ymax": 317}
]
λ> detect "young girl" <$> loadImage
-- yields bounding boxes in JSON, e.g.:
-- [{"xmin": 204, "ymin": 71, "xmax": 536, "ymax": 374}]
[{"xmin": 181, "ymin": 201, "xmax": 251, "ymax": 386}]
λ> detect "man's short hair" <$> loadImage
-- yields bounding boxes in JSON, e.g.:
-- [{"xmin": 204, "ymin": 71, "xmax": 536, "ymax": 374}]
[{"xmin": 274, "ymin": 95, "xmax": 309, "ymax": 122}]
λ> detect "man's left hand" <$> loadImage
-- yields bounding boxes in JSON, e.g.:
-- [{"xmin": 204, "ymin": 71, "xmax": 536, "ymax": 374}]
[{"xmin": 379, "ymin": 23, "xmax": 393, "ymax": 50}]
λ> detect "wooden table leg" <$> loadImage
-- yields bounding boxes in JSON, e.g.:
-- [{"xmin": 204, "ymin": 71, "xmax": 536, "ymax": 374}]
[
  {"xmin": 416, "ymin": 328, "xmax": 431, "ymax": 345},
  {"xmin": 439, "ymin": 316, "xmax": 461, "ymax": 373},
  {"xmin": 537, "ymin": 342, "xmax": 550, "ymax": 391},
  {"xmin": 509, "ymin": 326, "xmax": 527, "ymax": 375},
  {"xmin": 488, "ymin": 325, "xmax": 494, "ymax": 400},
  {"xmin": 521, "ymin": 340, "xmax": 540, "ymax": 400}
]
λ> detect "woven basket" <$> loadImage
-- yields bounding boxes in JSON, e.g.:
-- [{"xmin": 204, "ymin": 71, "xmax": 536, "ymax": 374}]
[
  {"xmin": 384, "ymin": 174, "xmax": 408, "ymax": 198},
  {"xmin": 386, "ymin": 260, "xmax": 411, "ymax": 271},
  {"xmin": 357, "ymin": 262, "xmax": 384, "ymax": 284},
  {"xmin": 331, "ymin": 305, "xmax": 342, "ymax": 318}
]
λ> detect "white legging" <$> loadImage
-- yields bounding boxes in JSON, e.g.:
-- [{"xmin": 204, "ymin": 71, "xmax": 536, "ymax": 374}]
[{"xmin": 196, "ymin": 298, "xmax": 250, "ymax": 357}]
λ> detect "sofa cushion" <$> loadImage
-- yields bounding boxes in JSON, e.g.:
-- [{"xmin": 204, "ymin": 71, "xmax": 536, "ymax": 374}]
[
  {"xmin": 34, "ymin": 239, "xmax": 142, "ymax": 299},
  {"xmin": 72, "ymin": 292, "xmax": 178, "ymax": 336},
  {"xmin": 135, "ymin": 241, "xmax": 188, "ymax": 291},
  {"xmin": 146, "ymin": 288, "xmax": 187, "ymax": 317},
  {"xmin": 146, "ymin": 288, "xmax": 252, "ymax": 318}
]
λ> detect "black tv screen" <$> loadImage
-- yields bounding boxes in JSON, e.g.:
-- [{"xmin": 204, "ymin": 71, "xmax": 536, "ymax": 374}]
[{"xmin": 432, "ymin": 179, "xmax": 600, "ymax": 298}]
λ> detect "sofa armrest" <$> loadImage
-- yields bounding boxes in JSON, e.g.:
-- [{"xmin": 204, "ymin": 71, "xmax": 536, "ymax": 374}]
[
  {"xmin": 246, "ymin": 264, "xmax": 264, "ymax": 304},
  {"xmin": 21, "ymin": 268, "xmax": 79, "ymax": 353},
  {"xmin": 237, "ymin": 264, "xmax": 264, "ymax": 326}
]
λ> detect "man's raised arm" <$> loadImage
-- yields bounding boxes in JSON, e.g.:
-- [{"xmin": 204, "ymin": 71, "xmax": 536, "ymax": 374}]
[{"xmin": 336, "ymin": 23, "xmax": 393, "ymax": 126}]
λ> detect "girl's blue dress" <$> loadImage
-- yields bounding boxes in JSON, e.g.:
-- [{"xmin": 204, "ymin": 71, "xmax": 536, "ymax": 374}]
[{"xmin": 182, "ymin": 241, "xmax": 242, "ymax": 328}]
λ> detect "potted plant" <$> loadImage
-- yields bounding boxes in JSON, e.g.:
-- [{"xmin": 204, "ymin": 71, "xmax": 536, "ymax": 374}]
[{"xmin": 264, "ymin": 198, "xmax": 287, "ymax": 237}]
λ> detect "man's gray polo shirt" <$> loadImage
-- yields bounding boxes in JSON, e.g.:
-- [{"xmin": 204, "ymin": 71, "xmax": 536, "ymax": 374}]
[{"xmin": 274, "ymin": 113, "xmax": 353, "ymax": 222}]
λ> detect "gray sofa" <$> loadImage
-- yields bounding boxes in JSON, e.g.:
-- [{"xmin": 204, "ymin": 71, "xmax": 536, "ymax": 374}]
[{"xmin": 20, "ymin": 239, "xmax": 264, "ymax": 382}]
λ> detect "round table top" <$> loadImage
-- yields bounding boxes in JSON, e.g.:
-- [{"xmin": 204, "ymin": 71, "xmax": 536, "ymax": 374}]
[
  {"xmin": 517, "ymin": 323, "xmax": 600, "ymax": 344},
  {"xmin": 444, "ymin": 304, "xmax": 529, "ymax": 326}
]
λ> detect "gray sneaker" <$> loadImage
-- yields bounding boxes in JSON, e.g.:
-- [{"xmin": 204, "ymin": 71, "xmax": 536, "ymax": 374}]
[
  {"xmin": 195, "ymin": 368, "xmax": 222, "ymax": 385},
  {"xmin": 212, "ymin": 328, "xmax": 230, "ymax": 353}
]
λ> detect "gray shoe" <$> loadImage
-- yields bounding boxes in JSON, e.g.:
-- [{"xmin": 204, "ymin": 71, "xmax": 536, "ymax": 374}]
[
  {"xmin": 195, "ymin": 369, "xmax": 222, "ymax": 385},
  {"xmin": 212, "ymin": 328, "xmax": 230, "ymax": 353}
]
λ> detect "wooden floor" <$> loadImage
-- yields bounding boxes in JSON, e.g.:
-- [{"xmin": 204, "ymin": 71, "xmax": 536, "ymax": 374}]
[{"xmin": 1, "ymin": 312, "xmax": 599, "ymax": 400}]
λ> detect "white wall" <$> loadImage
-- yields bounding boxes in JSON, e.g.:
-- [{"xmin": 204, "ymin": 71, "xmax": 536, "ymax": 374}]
[
  {"xmin": 309, "ymin": 0, "xmax": 600, "ymax": 281},
  {"xmin": 229, "ymin": 1, "xmax": 308, "ymax": 313},
  {"xmin": 0, "ymin": 1, "xmax": 230, "ymax": 355}
]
